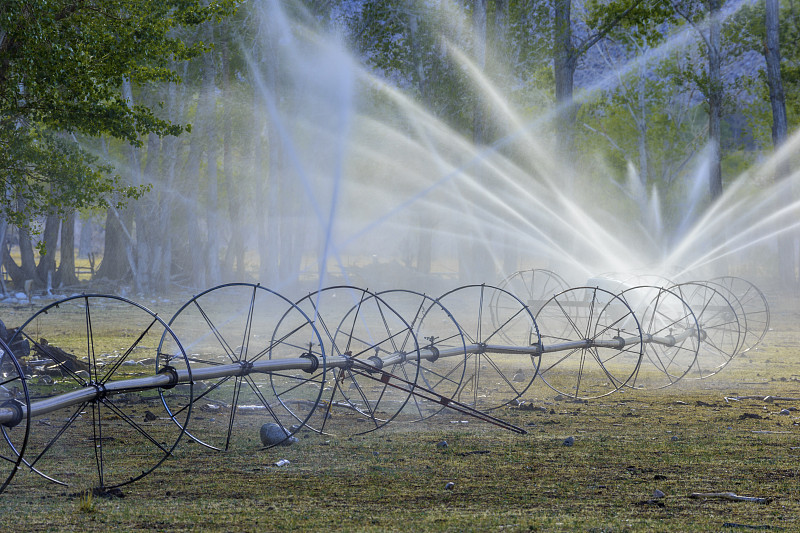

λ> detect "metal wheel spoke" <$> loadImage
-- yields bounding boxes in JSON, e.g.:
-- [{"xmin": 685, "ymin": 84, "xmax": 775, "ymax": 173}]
[
  {"xmin": 271, "ymin": 371, "xmax": 325, "ymax": 397},
  {"xmin": 23, "ymin": 332, "xmax": 86, "ymax": 386},
  {"xmin": 554, "ymin": 298, "xmax": 584, "ymax": 340},
  {"xmin": 92, "ymin": 402, "xmax": 105, "ymax": 488},
  {"xmin": 483, "ymin": 306, "xmax": 528, "ymax": 345},
  {"xmin": 85, "ymin": 296, "xmax": 98, "ymax": 383},
  {"xmin": 101, "ymin": 316, "xmax": 159, "ymax": 384},
  {"xmin": 101, "ymin": 399, "xmax": 170, "ymax": 455},
  {"xmin": 242, "ymin": 375, "xmax": 284, "ymax": 430},
  {"xmin": 481, "ymin": 353, "xmax": 522, "ymax": 397},
  {"xmin": 224, "ymin": 377, "xmax": 245, "ymax": 450},
  {"xmin": 193, "ymin": 300, "xmax": 239, "ymax": 363},
  {"xmin": 419, "ymin": 362, "xmax": 465, "ymax": 389},
  {"xmin": 476, "ymin": 285, "xmax": 485, "ymax": 342},
  {"xmin": 171, "ymin": 375, "xmax": 233, "ymax": 420},
  {"xmin": 539, "ymin": 347, "xmax": 583, "ymax": 376},
  {"xmin": 239, "ymin": 285, "xmax": 259, "ymax": 361},
  {"xmin": 27, "ymin": 401, "xmax": 88, "ymax": 472},
  {"xmin": 249, "ymin": 320, "xmax": 312, "ymax": 364},
  {"xmin": 343, "ymin": 291, "xmax": 368, "ymax": 355},
  {"xmin": 575, "ymin": 350, "xmax": 586, "ymax": 397}
]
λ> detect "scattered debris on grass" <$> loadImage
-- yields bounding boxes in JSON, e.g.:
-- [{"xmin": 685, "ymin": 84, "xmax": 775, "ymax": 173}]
[{"xmin": 689, "ymin": 492, "xmax": 770, "ymax": 504}]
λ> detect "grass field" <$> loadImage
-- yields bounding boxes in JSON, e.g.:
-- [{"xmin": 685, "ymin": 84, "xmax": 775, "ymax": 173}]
[{"xmin": 1, "ymin": 294, "xmax": 799, "ymax": 532}]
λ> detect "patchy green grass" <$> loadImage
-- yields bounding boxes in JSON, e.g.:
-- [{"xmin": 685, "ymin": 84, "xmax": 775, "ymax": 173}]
[{"xmin": 2, "ymin": 298, "xmax": 800, "ymax": 531}]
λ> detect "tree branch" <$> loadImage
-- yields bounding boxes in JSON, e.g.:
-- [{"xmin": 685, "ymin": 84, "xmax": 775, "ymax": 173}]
[
  {"xmin": 576, "ymin": 0, "xmax": 646, "ymax": 57},
  {"xmin": 669, "ymin": 0, "xmax": 713, "ymax": 51}
]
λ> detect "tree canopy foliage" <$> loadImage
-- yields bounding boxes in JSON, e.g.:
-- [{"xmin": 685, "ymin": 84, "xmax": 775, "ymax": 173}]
[
  {"xmin": 0, "ymin": 0, "xmax": 237, "ymax": 228},
  {"xmin": 1, "ymin": 0, "xmax": 799, "ymax": 292}
]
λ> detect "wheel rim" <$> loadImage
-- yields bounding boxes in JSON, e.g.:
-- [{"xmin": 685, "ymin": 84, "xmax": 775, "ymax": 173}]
[
  {"xmin": 617, "ymin": 286, "xmax": 700, "ymax": 390},
  {"xmin": 293, "ymin": 286, "xmax": 421, "ymax": 435},
  {"xmin": 8, "ymin": 295, "xmax": 190, "ymax": 490},
  {"xmin": 160, "ymin": 283, "xmax": 325, "ymax": 451},
  {"xmin": 710, "ymin": 276, "xmax": 770, "ymax": 354},
  {"xmin": 437, "ymin": 284, "xmax": 541, "ymax": 410},
  {"xmin": 535, "ymin": 287, "xmax": 643, "ymax": 399},
  {"xmin": 0, "ymin": 338, "xmax": 30, "ymax": 495},
  {"xmin": 376, "ymin": 289, "xmax": 467, "ymax": 421},
  {"xmin": 669, "ymin": 282, "xmax": 742, "ymax": 379}
]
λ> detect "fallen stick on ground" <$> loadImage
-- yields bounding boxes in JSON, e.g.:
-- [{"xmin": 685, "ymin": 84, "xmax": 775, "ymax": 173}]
[
  {"xmin": 725, "ymin": 396, "xmax": 800, "ymax": 403},
  {"xmin": 689, "ymin": 492, "xmax": 770, "ymax": 504}
]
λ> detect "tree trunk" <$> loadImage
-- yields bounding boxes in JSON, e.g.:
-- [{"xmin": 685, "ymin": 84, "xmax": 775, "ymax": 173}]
[
  {"xmin": 263, "ymin": 26, "xmax": 281, "ymax": 285},
  {"xmin": 0, "ymin": 217, "xmax": 7, "ymax": 295},
  {"xmin": 155, "ymin": 64, "xmax": 187, "ymax": 292},
  {"xmin": 2, "ymin": 225, "xmax": 37, "ymax": 290},
  {"xmin": 3, "ymin": 233, "xmax": 28, "ymax": 290},
  {"xmin": 252, "ymin": 104, "xmax": 270, "ymax": 283},
  {"xmin": 472, "ymin": 0, "xmax": 488, "ymax": 146},
  {"xmin": 707, "ymin": 0, "xmax": 723, "ymax": 200},
  {"xmin": 78, "ymin": 217, "xmax": 94, "ymax": 258},
  {"xmin": 138, "ymin": 132, "xmax": 160, "ymax": 292},
  {"xmin": 35, "ymin": 214, "xmax": 60, "ymax": 289},
  {"xmin": 636, "ymin": 59, "xmax": 649, "ymax": 187},
  {"xmin": 553, "ymin": 0, "xmax": 578, "ymax": 163},
  {"xmin": 56, "ymin": 211, "xmax": 79, "ymax": 287},
  {"xmin": 183, "ymin": 72, "xmax": 211, "ymax": 289},
  {"xmin": 469, "ymin": 0, "xmax": 496, "ymax": 282},
  {"xmin": 95, "ymin": 207, "xmax": 133, "ymax": 281},
  {"xmin": 495, "ymin": 0, "xmax": 517, "ymax": 276},
  {"xmin": 122, "ymin": 78, "xmax": 144, "ymax": 294},
  {"xmin": 222, "ymin": 39, "xmax": 245, "ymax": 280},
  {"xmin": 408, "ymin": 2, "xmax": 433, "ymax": 275},
  {"xmin": 204, "ymin": 24, "xmax": 221, "ymax": 286},
  {"xmin": 765, "ymin": 0, "xmax": 795, "ymax": 287},
  {"xmin": 19, "ymin": 227, "xmax": 38, "ymax": 285},
  {"xmin": 764, "ymin": 0, "xmax": 788, "ymax": 153}
]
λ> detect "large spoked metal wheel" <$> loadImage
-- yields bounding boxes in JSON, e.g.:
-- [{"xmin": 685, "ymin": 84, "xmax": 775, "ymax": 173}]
[
  {"xmin": 535, "ymin": 287, "xmax": 644, "ymax": 399},
  {"xmin": 7, "ymin": 295, "xmax": 191, "ymax": 491},
  {"xmin": 375, "ymin": 289, "xmax": 467, "ymax": 421},
  {"xmin": 617, "ymin": 286, "xmax": 700, "ymax": 390},
  {"xmin": 669, "ymin": 282, "xmax": 742, "ymax": 378},
  {"xmin": 437, "ymin": 284, "xmax": 541, "ymax": 411},
  {"xmin": 160, "ymin": 283, "xmax": 325, "ymax": 451},
  {"xmin": 494, "ymin": 268, "xmax": 571, "ymax": 317},
  {"xmin": 710, "ymin": 276, "xmax": 769, "ymax": 354},
  {"xmin": 0, "ymin": 339, "xmax": 30, "ymax": 495},
  {"xmin": 292, "ymin": 286, "xmax": 421, "ymax": 435},
  {"xmin": 595, "ymin": 271, "xmax": 675, "ymax": 290}
]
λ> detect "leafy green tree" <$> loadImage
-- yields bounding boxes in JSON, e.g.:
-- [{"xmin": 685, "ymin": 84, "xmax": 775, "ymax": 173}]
[
  {"xmin": 552, "ymin": 0, "xmax": 670, "ymax": 167},
  {"xmin": 0, "ymin": 0, "xmax": 237, "ymax": 230},
  {"xmin": 728, "ymin": 0, "xmax": 800, "ymax": 286}
]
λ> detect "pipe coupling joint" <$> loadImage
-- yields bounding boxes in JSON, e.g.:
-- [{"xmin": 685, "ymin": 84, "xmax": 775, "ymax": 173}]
[
  {"xmin": 158, "ymin": 365, "xmax": 179, "ymax": 389},
  {"xmin": 299, "ymin": 352, "xmax": 319, "ymax": 374},
  {"xmin": 238, "ymin": 360, "xmax": 254, "ymax": 377},
  {"xmin": 1, "ymin": 399, "xmax": 24, "ymax": 428}
]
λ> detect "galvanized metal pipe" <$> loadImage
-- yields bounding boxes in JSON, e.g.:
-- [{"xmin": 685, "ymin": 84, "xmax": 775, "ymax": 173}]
[{"xmin": 0, "ymin": 327, "xmax": 699, "ymax": 427}]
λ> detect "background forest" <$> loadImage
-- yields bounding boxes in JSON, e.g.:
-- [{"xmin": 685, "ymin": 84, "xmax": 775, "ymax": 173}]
[{"xmin": 1, "ymin": 0, "xmax": 798, "ymax": 297}]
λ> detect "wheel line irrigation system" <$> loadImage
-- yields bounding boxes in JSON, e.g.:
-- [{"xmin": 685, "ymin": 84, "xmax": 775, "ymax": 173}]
[{"xmin": 0, "ymin": 270, "xmax": 769, "ymax": 494}]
